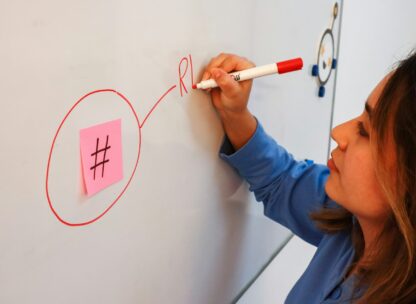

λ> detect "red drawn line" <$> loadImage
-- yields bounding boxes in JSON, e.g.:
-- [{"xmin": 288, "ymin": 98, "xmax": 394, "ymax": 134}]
[
  {"xmin": 139, "ymin": 84, "xmax": 177, "ymax": 128},
  {"xmin": 46, "ymin": 89, "xmax": 142, "ymax": 227},
  {"xmin": 47, "ymin": 75, "xmax": 181, "ymax": 226},
  {"xmin": 178, "ymin": 57, "xmax": 189, "ymax": 96},
  {"xmin": 189, "ymin": 54, "xmax": 195, "ymax": 88}
]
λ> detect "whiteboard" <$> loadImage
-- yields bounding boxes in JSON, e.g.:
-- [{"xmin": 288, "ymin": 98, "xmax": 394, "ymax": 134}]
[{"xmin": 0, "ymin": 1, "xmax": 341, "ymax": 303}]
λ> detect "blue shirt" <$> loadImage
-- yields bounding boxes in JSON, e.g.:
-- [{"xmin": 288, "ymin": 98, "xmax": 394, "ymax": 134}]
[{"xmin": 219, "ymin": 122, "xmax": 364, "ymax": 303}]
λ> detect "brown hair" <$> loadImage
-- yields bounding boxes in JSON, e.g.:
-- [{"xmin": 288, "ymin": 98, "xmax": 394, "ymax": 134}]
[{"xmin": 311, "ymin": 50, "xmax": 416, "ymax": 303}]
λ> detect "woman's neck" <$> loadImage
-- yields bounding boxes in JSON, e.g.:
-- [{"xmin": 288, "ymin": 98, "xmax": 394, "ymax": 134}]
[{"xmin": 353, "ymin": 216, "xmax": 388, "ymax": 271}]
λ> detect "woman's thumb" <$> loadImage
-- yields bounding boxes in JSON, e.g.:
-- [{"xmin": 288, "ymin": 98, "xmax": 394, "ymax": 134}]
[{"xmin": 211, "ymin": 68, "xmax": 239, "ymax": 96}]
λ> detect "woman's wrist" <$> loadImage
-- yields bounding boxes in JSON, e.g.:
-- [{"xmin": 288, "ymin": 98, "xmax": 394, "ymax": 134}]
[{"xmin": 219, "ymin": 109, "xmax": 257, "ymax": 150}]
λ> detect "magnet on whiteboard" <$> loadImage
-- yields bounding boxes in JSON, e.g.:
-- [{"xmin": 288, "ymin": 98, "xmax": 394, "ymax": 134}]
[
  {"xmin": 312, "ymin": 64, "xmax": 319, "ymax": 76},
  {"xmin": 332, "ymin": 58, "xmax": 337, "ymax": 69},
  {"xmin": 318, "ymin": 86, "xmax": 326, "ymax": 97}
]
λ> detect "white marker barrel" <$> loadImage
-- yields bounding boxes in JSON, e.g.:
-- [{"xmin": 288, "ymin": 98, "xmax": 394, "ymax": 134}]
[{"xmin": 195, "ymin": 58, "xmax": 303, "ymax": 90}]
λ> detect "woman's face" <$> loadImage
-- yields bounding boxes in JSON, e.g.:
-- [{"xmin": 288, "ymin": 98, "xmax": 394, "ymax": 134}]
[{"xmin": 325, "ymin": 75, "xmax": 393, "ymax": 224}]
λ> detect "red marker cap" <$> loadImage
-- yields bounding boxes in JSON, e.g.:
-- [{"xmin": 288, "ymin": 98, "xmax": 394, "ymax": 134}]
[{"xmin": 276, "ymin": 58, "xmax": 303, "ymax": 74}]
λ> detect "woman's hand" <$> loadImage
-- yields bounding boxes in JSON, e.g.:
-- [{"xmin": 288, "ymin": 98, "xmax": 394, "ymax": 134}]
[
  {"xmin": 201, "ymin": 53, "xmax": 257, "ymax": 150},
  {"xmin": 201, "ymin": 53, "xmax": 255, "ymax": 116}
]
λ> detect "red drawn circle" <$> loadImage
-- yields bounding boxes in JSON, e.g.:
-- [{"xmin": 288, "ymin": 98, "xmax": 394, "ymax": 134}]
[{"xmin": 45, "ymin": 89, "xmax": 142, "ymax": 227}]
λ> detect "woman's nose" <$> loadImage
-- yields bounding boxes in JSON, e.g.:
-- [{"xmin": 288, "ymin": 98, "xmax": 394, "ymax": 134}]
[{"xmin": 331, "ymin": 120, "xmax": 352, "ymax": 151}]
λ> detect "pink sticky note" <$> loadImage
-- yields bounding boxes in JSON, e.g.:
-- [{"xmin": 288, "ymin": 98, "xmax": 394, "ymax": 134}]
[{"xmin": 80, "ymin": 119, "xmax": 123, "ymax": 196}]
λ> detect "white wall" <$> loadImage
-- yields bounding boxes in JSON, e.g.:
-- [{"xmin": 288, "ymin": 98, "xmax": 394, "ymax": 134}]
[
  {"xmin": 332, "ymin": 0, "xmax": 416, "ymax": 135},
  {"xmin": 238, "ymin": 1, "xmax": 416, "ymax": 303}
]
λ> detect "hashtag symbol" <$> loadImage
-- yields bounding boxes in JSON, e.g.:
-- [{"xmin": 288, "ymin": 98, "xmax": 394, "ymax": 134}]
[{"xmin": 90, "ymin": 135, "xmax": 111, "ymax": 180}]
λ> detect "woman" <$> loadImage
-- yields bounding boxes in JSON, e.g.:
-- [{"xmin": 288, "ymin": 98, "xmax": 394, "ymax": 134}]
[{"xmin": 200, "ymin": 52, "xmax": 416, "ymax": 303}]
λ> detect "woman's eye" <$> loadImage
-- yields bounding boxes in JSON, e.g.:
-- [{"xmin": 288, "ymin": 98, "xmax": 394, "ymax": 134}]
[{"xmin": 357, "ymin": 121, "xmax": 369, "ymax": 137}]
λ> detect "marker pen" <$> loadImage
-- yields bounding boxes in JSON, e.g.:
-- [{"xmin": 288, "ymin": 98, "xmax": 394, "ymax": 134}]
[{"xmin": 193, "ymin": 57, "xmax": 303, "ymax": 90}]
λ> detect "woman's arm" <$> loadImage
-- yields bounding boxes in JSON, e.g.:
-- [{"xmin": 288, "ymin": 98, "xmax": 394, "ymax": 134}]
[
  {"xmin": 202, "ymin": 53, "xmax": 330, "ymax": 246},
  {"xmin": 201, "ymin": 53, "xmax": 257, "ymax": 150}
]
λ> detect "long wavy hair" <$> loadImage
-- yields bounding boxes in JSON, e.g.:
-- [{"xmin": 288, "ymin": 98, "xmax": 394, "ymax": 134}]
[{"xmin": 311, "ymin": 50, "xmax": 416, "ymax": 303}]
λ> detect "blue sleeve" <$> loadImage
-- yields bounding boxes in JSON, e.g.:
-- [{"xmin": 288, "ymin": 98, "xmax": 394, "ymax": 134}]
[{"xmin": 219, "ymin": 121, "xmax": 330, "ymax": 247}]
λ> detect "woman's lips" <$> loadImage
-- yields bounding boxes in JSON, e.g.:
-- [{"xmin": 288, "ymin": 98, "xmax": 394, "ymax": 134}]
[{"xmin": 327, "ymin": 157, "xmax": 339, "ymax": 172}]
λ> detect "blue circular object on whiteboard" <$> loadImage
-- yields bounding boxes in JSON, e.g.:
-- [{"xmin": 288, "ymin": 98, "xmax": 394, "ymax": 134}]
[{"xmin": 311, "ymin": 2, "xmax": 339, "ymax": 98}]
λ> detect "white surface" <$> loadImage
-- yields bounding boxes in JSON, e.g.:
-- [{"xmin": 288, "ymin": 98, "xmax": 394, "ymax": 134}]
[
  {"xmin": 237, "ymin": 236, "xmax": 316, "ymax": 304},
  {"xmin": 331, "ymin": 0, "xmax": 416, "ymax": 150},
  {"xmin": 0, "ymin": 1, "xmax": 337, "ymax": 303}
]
